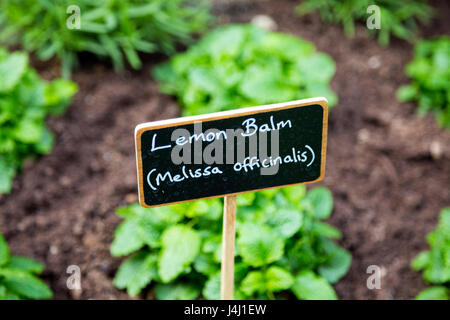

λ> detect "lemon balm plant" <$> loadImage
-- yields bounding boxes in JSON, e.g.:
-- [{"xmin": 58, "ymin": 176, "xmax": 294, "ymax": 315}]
[
  {"xmin": 411, "ymin": 208, "xmax": 450, "ymax": 300},
  {"xmin": 111, "ymin": 186, "xmax": 351, "ymax": 299},
  {"xmin": 0, "ymin": 233, "xmax": 52, "ymax": 299},
  {"xmin": 0, "ymin": 0, "xmax": 212, "ymax": 78},
  {"xmin": 0, "ymin": 48, "xmax": 77, "ymax": 193},
  {"xmin": 153, "ymin": 24, "xmax": 338, "ymax": 116}
]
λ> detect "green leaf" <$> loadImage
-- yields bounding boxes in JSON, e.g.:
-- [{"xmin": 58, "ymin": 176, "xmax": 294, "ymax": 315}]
[
  {"xmin": 237, "ymin": 193, "xmax": 256, "ymax": 206},
  {"xmin": 203, "ymin": 25, "xmax": 248, "ymax": 59},
  {"xmin": 305, "ymin": 82, "xmax": 338, "ymax": 107},
  {"xmin": 0, "ymin": 268, "xmax": 52, "ymax": 299},
  {"xmin": 113, "ymin": 251, "xmax": 157, "ymax": 297},
  {"xmin": 282, "ymin": 185, "xmax": 306, "ymax": 204},
  {"xmin": 260, "ymin": 33, "xmax": 315, "ymax": 61},
  {"xmin": 115, "ymin": 203, "xmax": 142, "ymax": 219},
  {"xmin": 241, "ymin": 271, "xmax": 265, "ymax": 296},
  {"xmin": 397, "ymin": 84, "xmax": 418, "ymax": 102},
  {"xmin": 152, "ymin": 205, "xmax": 185, "ymax": 225},
  {"xmin": 292, "ymin": 270, "xmax": 337, "ymax": 300},
  {"xmin": 0, "ymin": 157, "xmax": 15, "ymax": 194},
  {"xmin": 110, "ymin": 220, "xmax": 145, "ymax": 257},
  {"xmin": 194, "ymin": 254, "xmax": 218, "ymax": 276},
  {"xmin": 34, "ymin": 127, "xmax": 54, "ymax": 154},
  {"xmin": 411, "ymin": 251, "xmax": 430, "ymax": 271},
  {"xmin": 44, "ymin": 79, "xmax": 78, "ymax": 115},
  {"xmin": 237, "ymin": 222, "xmax": 284, "ymax": 267},
  {"xmin": 0, "ymin": 233, "xmax": 10, "ymax": 266},
  {"xmin": 318, "ymin": 240, "xmax": 352, "ymax": 284},
  {"xmin": 312, "ymin": 221, "xmax": 342, "ymax": 239},
  {"xmin": 155, "ymin": 283, "xmax": 200, "ymax": 300},
  {"xmin": 265, "ymin": 266, "xmax": 294, "ymax": 292},
  {"xmin": 0, "ymin": 51, "xmax": 28, "ymax": 93},
  {"xmin": 415, "ymin": 286, "xmax": 449, "ymax": 300},
  {"xmin": 135, "ymin": 217, "xmax": 161, "ymax": 248},
  {"xmin": 158, "ymin": 225, "xmax": 201, "ymax": 283},
  {"xmin": 266, "ymin": 208, "xmax": 303, "ymax": 239},
  {"xmin": 239, "ymin": 66, "xmax": 296, "ymax": 104},
  {"xmin": 13, "ymin": 118, "xmax": 43, "ymax": 144},
  {"xmin": 202, "ymin": 272, "xmax": 221, "ymax": 300},
  {"xmin": 0, "ymin": 285, "xmax": 20, "ymax": 300},
  {"xmin": 304, "ymin": 187, "xmax": 333, "ymax": 219},
  {"xmin": 298, "ymin": 53, "xmax": 336, "ymax": 84},
  {"xmin": 287, "ymin": 238, "xmax": 319, "ymax": 271},
  {"xmin": 188, "ymin": 68, "xmax": 221, "ymax": 94},
  {"xmin": 185, "ymin": 199, "xmax": 220, "ymax": 219},
  {"xmin": 7, "ymin": 256, "xmax": 44, "ymax": 274}
]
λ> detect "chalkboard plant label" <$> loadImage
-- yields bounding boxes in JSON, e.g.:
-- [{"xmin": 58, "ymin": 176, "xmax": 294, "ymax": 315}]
[{"xmin": 135, "ymin": 97, "xmax": 328, "ymax": 208}]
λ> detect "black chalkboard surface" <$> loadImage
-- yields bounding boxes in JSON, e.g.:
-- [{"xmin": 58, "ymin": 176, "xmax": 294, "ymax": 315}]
[{"xmin": 135, "ymin": 98, "xmax": 328, "ymax": 207}]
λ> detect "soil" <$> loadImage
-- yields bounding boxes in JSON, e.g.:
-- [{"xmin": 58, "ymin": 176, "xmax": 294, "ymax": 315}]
[{"xmin": 0, "ymin": 0, "xmax": 449, "ymax": 300}]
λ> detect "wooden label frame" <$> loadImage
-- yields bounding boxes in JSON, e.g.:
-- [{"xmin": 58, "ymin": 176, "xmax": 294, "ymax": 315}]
[{"xmin": 135, "ymin": 97, "xmax": 328, "ymax": 208}]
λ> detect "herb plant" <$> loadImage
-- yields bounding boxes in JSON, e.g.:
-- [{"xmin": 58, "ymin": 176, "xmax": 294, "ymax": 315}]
[
  {"xmin": 0, "ymin": 233, "xmax": 52, "ymax": 299},
  {"xmin": 0, "ymin": 0, "xmax": 212, "ymax": 78},
  {"xmin": 411, "ymin": 207, "xmax": 450, "ymax": 300},
  {"xmin": 296, "ymin": 0, "xmax": 433, "ymax": 46},
  {"xmin": 111, "ymin": 186, "xmax": 351, "ymax": 299},
  {"xmin": 0, "ymin": 48, "xmax": 77, "ymax": 193},
  {"xmin": 153, "ymin": 24, "xmax": 338, "ymax": 116},
  {"xmin": 397, "ymin": 36, "xmax": 450, "ymax": 128}
]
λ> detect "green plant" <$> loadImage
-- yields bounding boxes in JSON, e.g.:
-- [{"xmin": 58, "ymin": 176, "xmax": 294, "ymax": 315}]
[
  {"xmin": 0, "ymin": 47, "xmax": 77, "ymax": 193},
  {"xmin": 0, "ymin": 233, "xmax": 52, "ymax": 299},
  {"xmin": 153, "ymin": 24, "xmax": 338, "ymax": 116},
  {"xmin": 411, "ymin": 207, "xmax": 450, "ymax": 300},
  {"xmin": 111, "ymin": 185, "xmax": 351, "ymax": 300},
  {"xmin": 0, "ymin": 0, "xmax": 212, "ymax": 78},
  {"xmin": 296, "ymin": 0, "xmax": 433, "ymax": 46},
  {"xmin": 397, "ymin": 36, "xmax": 450, "ymax": 128}
]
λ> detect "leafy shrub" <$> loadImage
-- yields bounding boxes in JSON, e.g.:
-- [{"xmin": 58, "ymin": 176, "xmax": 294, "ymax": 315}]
[
  {"xmin": 411, "ymin": 207, "xmax": 450, "ymax": 300},
  {"xmin": 153, "ymin": 24, "xmax": 337, "ymax": 116},
  {"xmin": 397, "ymin": 36, "xmax": 450, "ymax": 128},
  {"xmin": 111, "ymin": 186, "xmax": 351, "ymax": 299},
  {"xmin": 0, "ymin": 233, "xmax": 52, "ymax": 299},
  {"xmin": 296, "ymin": 0, "xmax": 433, "ymax": 46},
  {"xmin": 0, "ymin": 0, "xmax": 212, "ymax": 78},
  {"xmin": 0, "ymin": 48, "xmax": 77, "ymax": 193}
]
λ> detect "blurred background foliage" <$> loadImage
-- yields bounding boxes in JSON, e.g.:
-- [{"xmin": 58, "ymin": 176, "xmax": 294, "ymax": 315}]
[
  {"xmin": 0, "ymin": 48, "xmax": 77, "ymax": 194},
  {"xmin": 412, "ymin": 207, "xmax": 450, "ymax": 300},
  {"xmin": 297, "ymin": 0, "xmax": 434, "ymax": 46},
  {"xmin": 0, "ymin": 0, "xmax": 212, "ymax": 77},
  {"xmin": 0, "ymin": 233, "xmax": 52, "ymax": 299},
  {"xmin": 153, "ymin": 24, "xmax": 337, "ymax": 116},
  {"xmin": 397, "ymin": 37, "xmax": 450, "ymax": 129}
]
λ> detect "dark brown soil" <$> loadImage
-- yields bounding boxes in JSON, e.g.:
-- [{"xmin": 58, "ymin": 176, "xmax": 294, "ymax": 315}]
[{"xmin": 0, "ymin": 0, "xmax": 449, "ymax": 300}]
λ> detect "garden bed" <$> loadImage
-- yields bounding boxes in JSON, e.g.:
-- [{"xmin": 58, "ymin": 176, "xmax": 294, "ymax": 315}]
[{"xmin": 0, "ymin": 0, "xmax": 449, "ymax": 299}]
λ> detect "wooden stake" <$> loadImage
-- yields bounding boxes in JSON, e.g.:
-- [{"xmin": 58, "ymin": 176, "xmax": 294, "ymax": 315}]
[{"xmin": 221, "ymin": 195, "xmax": 237, "ymax": 300}]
